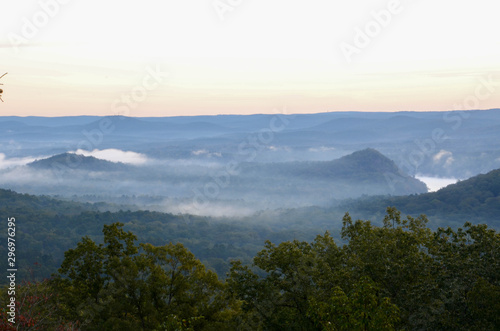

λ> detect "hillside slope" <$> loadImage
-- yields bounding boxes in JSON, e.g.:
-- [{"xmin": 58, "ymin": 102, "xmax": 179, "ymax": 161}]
[
  {"xmin": 343, "ymin": 168, "xmax": 500, "ymax": 227},
  {"xmin": 0, "ymin": 189, "xmax": 321, "ymax": 282},
  {"xmin": 28, "ymin": 153, "xmax": 129, "ymax": 172},
  {"xmin": 243, "ymin": 148, "xmax": 428, "ymax": 197}
]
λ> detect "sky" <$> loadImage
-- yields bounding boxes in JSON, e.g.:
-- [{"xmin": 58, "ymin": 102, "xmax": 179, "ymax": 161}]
[{"xmin": 1, "ymin": 0, "xmax": 499, "ymax": 117}]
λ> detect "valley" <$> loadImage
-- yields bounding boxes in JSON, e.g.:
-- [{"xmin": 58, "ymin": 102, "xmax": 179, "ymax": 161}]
[{"xmin": 1, "ymin": 110, "xmax": 499, "ymax": 282}]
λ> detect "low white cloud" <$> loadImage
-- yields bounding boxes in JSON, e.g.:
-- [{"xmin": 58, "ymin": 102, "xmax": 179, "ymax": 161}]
[
  {"xmin": 192, "ymin": 149, "xmax": 208, "ymax": 156},
  {"xmin": 416, "ymin": 175, "xmax": 458, "ymax": 192},
  {"xmin": 191, "ymin": 149, "xmax": 221, "ymax": 157},
  {"xmin": 72, "ymin": 149, "xmax": 148, "ymax": 165},
  {"xmin": 433, "ymin": 150, "xmax": 452, "ymax": 162},
  {"xmin": 444, "ymin": 156, "xmax": 455, "ymax": 167},
  {"xmin": 166, "ymin": 200, "xmax": 255, "ymax": 218},
  {"xmin": 0, "ymin": 153, "xmax": 39, "ymax": 170},
  {"xmin": 308, "ymin": 146, "xmax": 336, "ymax": 152},
  {"xmin": 267, "ymin": 145, "xmax": 291, "ymax": 152}
]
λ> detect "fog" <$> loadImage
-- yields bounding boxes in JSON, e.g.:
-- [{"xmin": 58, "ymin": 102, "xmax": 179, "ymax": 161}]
[
  {"xmin": 416, "ymin": 176, "xmax": 459, "ymax": 192},
  {"xmin": 0, "ymin": 147, "xmax": 427, "ymax": 217},
  {"xmin": 1, "ymin": 110, "xmax": 499, "ymax": 218},
  {"xmin": 0, "ymin": 153, "xmax": 39, "ymax": 170},
  {"xmin": 71, "ymin": 149, "xmax": 149, "ymax": 165}
]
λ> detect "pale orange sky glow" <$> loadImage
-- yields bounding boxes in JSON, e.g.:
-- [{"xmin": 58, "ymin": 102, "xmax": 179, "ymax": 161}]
[{"xmin": 1, "ymin": 0, "xmax": 499, "ymax": 116}]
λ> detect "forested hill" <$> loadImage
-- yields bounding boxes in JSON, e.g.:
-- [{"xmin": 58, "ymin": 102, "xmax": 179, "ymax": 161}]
[
  {"xmin": 0, "ymin": 188, "xmax": 322, "ymax": 282},
  {"xmin": 28, "ymin": 153, "xmax": 129, "ymax": 172},
  {"xmin": 0, "ymin": 188, "xmax": 99, "ymax": 215},
  {"xmin": 307, "ymin": 148, "xmax": 423, "ymax": 184},
  {"xmin": 301, "ymin": 148, "xmax": 428, "ymax": 195},
  {"xmin": 343, "ymin": 168, "xmax": 500, "ymax": 228},
  {"xmin": 242, "ymin": 148, "xmax": 428, "ymax": 197}
]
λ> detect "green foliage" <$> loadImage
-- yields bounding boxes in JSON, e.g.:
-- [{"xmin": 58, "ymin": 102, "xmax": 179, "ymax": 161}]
[
  {"xmin": 51, "ymin": 223, "xmax": 241, "ymax": 330},
  {"xmin": 0, "ymin": 189, "xmax": 325, "ymax": 283},
  {"xmin": 426, "ymin": 222, "xmax": 500, "ymax": 330},
  {"xmin": 227, "ymin": 224, "xmax": 402, "ymax": 330},
  {"xmin": 228, "ymin": 207, "xmax": 500, "ymax": 330},
  {"xmin": 0, "ymin": 279, "xmax": 79, "ymax": 330},
  {"xmin": 308, "ymin": 277, "xmax": 400, "ymax": 331},
  {"xmin": 344, "ymin": 168, "xmax": 500, "ymax": 228},
  {"xmin": 1, "ymin": 206, "xmax": 499, "ymax": 330}
]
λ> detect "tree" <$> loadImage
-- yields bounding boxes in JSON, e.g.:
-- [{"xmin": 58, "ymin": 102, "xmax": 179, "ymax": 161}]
[
  {"xmin": 340, "ymin": 208, "xmax": 438, "ymax": 328},
  {"xmin": 428, "ymin": 222, "xmax": 500, "ymax": 329},
  {"xmin": 54, "ymin": 222, "xmax": 241, "ymax": 330},
  {"xmin": 228, "ymin": 229, "xmax": 399, "ymax": 330},
  {"xmin": 228, "ymin": 239, "xmax": 319, "ymax": 330},
  {"xmin": 228, "ymin": 208, "xmax": 500, "ymax": 330},
  {"xmin": 4, "ymin": 209, "xmax": 498, "ymax": 330},
  {"xmin": 0, "ymin": 279, "xmax": 79, "ymax": 330},
  {"xmin": 308, "ymin": 276, "xmax": 399, "ymax": 330}
]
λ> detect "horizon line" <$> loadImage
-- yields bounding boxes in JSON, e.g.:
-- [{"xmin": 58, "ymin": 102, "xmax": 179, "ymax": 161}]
[{"xmin": 0, "ymin": 108, "xmax": 498, "ymax": 118}]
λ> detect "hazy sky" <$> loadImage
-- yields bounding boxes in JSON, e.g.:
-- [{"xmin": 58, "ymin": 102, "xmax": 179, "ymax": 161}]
[{"xmin": 1, "ymin": 0, "xmax": 499, "ymax": 116}]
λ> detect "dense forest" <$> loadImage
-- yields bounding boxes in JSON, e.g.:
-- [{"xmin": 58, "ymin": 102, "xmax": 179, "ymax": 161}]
[
  {"xmin": 1, "ymin": 208, "xmax": 499, "ymax": 330},
  {"xmin": 1, "ymin": 166, "xmax": 499, "ymax": 283},
  {"xmin": 0, "ymin": 188, "xmax": 332, "ymax": 281},
  {"xmin": 343, "ymin": 168, "xmax": 500, "ymax": 228}
]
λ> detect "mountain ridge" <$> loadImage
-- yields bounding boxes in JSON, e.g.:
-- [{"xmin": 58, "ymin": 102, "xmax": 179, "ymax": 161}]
[
  {"xmin": 241, "ymin": 148, "xmax": 428, "ymax": 198},
  {"xmin": 342, "ymin": 167, "xmax": 500, "ymax": 227},
  {"xmin": 28, "ymin": 152, "xmax": 129, "ymax": 172}
]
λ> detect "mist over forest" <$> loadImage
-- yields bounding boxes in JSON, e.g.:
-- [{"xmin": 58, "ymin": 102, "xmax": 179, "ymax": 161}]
[{"xmin": 1, "ymin": 109, "xmax": 499, "ymax": 218}]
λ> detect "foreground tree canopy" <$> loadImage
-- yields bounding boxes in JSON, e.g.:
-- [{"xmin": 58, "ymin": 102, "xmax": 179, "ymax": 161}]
[{"xmin": 1, "ymin": 208, "xmax": 499, "ymax": 330}]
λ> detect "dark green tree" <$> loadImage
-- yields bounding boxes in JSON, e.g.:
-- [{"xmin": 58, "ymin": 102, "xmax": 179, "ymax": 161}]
[{"xmin": 53, "ymin": 222, "xmax": 241, "ymax": 330}]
